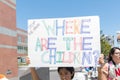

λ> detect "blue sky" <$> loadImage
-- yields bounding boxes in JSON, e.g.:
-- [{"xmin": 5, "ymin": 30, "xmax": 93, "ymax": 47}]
[{"xmin": 16, "ymin": 0, "xmax": 120, "ymax": 36}]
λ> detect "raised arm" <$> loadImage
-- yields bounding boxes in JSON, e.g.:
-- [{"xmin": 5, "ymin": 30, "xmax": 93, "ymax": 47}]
[
  {"xmin": 98, "ymin": 54, "xmax": 108, "ymax": 80},
  {"xmin": 26, "ymin": 57, "xmax": 41, "ymax": 80},
  {"xmin": 30, "ymin": 67, "xmax": 41, "ymax": 80}
]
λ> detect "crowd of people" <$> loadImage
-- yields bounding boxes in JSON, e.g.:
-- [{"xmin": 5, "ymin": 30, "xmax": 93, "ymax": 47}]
[
  {"xmin": 29, "ymin": 47, "xmax": 120, "ymax": 80},
  {"xmin": 0, "ymin": 47, "xmax": 119, "ymax": 80}
]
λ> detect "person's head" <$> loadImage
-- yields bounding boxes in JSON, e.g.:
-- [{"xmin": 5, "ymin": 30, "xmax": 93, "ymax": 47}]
[
  {"xmin": 108, "ymin": 47, "xmax": 120, "ymax": 65},
  {"xmin": 57, "ymin": 67, "xmax": 75, "ymax": 80},
  {"xmin": 0, "ymin": 74, "xmax": 8, "ymax": 80}
]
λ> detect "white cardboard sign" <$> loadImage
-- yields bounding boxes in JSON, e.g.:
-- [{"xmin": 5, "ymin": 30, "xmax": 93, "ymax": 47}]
[{"xmin": 28, "ymin": 16, "xmax": 100, "ymax": 67}]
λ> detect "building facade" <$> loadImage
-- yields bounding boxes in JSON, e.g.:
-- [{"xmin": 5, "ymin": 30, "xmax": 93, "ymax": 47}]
[
  {"xmin": 0, "ymin": 0, "xmax": 18, "ymax": 78},
  {"xmin": 17, "ymin": 28, "xmax": 28, "ymax": 66}
]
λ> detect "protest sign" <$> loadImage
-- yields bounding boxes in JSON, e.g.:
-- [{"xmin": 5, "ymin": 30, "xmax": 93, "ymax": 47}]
[{"xmin": 28, "ymin": 16, "xmax": 100, "ymax": 67}]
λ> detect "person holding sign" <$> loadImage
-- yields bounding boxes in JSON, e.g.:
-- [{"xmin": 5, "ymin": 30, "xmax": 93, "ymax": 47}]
[
  {"xmin": 57, "ymin": 67, "xmax": 75, "ymax": 80},
  {"xmin": 29, "ymin": 67, "xmax": 75, "ymax": 80},
  {"xmin": 26, "ymin": 57, "xmax": 75, "ymax": 80},
  {"xmin": 98, "ymin": 47, "xmax": 120, "ymax": 80}
]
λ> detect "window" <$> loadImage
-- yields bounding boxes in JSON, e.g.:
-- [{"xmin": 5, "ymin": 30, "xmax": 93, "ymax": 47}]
[
  {"xmin": 24, "ymin": 38, "xmax": 28, "ymax": 43},
  {"xmin": 18, "ymin": 36, "xmax": 22, "ymax": 42}
]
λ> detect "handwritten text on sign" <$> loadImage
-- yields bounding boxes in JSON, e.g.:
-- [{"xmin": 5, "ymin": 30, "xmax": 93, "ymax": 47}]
[{"xmin": 28, "ymin": 16, "xmax": 100, "ymax": 67}]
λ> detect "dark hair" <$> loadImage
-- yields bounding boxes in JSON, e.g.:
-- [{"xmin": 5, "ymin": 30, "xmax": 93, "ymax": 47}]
[
  {"xmin": 108, "ymin": 47, "xmax": 120, "ymax": 65},
  {"xmin": 57, "ymin": 67, "xmax": 75, "ymax": 79}
]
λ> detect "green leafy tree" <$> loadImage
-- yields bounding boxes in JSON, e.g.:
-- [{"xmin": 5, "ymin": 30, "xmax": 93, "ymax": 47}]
[{"xmin": 100, "ymin": 31, "xmax": 112, "ymax": 56}]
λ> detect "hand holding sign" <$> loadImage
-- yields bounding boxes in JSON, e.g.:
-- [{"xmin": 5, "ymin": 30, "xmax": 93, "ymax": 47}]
[
  {"xmin": 98, "ymin": 54, "xmax": 105, "ymax": 65},
  {"xmin": 25, "ymin": 56, "xmax": 30, "ymax": 65}
]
